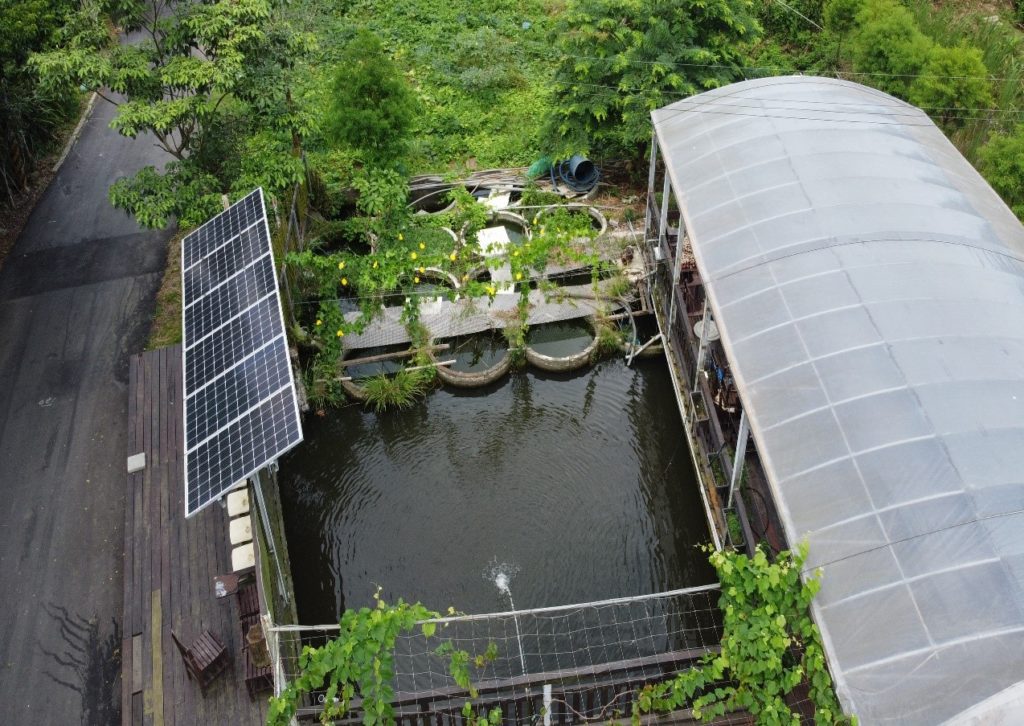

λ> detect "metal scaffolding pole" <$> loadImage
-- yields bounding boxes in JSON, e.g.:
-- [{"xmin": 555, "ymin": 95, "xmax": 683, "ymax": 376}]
[{"xmin": 727, "ymin": 410, "xmax": 750, "ymax": 509}]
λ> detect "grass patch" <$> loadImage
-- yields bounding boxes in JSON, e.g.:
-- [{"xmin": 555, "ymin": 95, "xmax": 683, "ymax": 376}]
[
  {"xmin": 147, "ymin": 230, "xmax": 183, "ymax": 350},
  {"xmin": 287, "ymin": 0, "xmax": 557, "ymax": 173},
  {"xmin": 362, "ymin": 369, "xmax": 431, "ymax": 412}
]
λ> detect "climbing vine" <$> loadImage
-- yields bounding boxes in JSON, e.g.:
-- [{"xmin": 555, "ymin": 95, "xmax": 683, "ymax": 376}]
[
  {"xmin": 633, "ymin": 544, "xmax": 854, "ymax": 725},
  {"xmin": 289, "ymin": 172, "xmax": 623, "ymax": 408},
  {"xmin": 267, "ymin": 592, "xmax": 500, "ymax": 725}
]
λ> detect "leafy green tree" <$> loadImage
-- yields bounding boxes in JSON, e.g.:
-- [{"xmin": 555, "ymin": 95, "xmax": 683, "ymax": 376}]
[
  {"xmin": 979, "ymin": 124, "xmax": 1024, "ymax": 220},
  {"xmin": 908, "ymin": 45, "xmax": 993, "ymax": 129},
  {"xmin": 823, "ymin": 0, "xmax": 863, "ymax": 35},
  {"xmin": 546, "ymin": 0, "xmax": 760, "ymax": 159},
  {"xmin": 0, "ymin": 0, "xmax": 78, "ymax": 204},
  {"xmin": 30, "ymin": 0, "xmax": 313, "ymax": 228},
  {"xmin": 756, "ymin": 0, "xmax": 824, "ymax": 48},
  {"xmin": 324, "ymin": 30, "xmax": 419, "ymax": 168},
  {"xmin": 849, "ymin": 0, "xmax": 932, "ymax": 97}
]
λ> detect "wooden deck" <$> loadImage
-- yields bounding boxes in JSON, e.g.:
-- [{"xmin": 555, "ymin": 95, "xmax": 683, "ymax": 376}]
[{"xmin": 122, "ymin": 345, "xmax": 267, "ymax": 725}]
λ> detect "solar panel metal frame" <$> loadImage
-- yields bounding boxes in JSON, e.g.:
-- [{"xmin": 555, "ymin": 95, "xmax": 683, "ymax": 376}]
[{"xmin": 180, "ymin": 188, "xmax": 303, "ymax": 517}]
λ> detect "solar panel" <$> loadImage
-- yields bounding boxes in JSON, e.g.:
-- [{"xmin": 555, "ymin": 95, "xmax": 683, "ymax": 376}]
[{"xmin": 181, "ymin": 188, "xmax": 303, "ymax": 517}]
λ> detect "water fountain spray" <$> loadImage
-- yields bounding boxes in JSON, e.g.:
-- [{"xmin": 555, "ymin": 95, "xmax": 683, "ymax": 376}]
[{"xmin": 494, "ymin": 567, "xmax": 528, "ymax": 679}]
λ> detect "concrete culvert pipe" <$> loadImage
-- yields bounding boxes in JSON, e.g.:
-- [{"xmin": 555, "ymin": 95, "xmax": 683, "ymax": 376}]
[
  {"xmin": 427, "ymin": 331, "xmax": 511, "ymax": 387},
  {"xmin": 525, "ymin": 318, "xmax": 599, "ymax": 373},
  {"xmin": 532, "ymin": 204, "xmax": 607, "ymax": 239}
]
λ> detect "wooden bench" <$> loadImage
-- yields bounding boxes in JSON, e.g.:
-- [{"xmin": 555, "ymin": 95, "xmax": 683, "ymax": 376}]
[{"xmin": 237, "ymin": 582, "xmax": 260, "ymax": 617}]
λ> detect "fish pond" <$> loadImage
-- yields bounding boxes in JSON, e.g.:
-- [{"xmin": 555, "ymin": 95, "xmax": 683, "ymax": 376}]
[{"xmin": 280, "ymin": 355, "xmax": 715, "ymax": 624}]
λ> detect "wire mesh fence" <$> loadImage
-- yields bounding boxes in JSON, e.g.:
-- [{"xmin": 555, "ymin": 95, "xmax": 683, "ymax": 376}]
[{"xmin": 268, "ymin": 584, "xmax": 724, "ymax": 722}]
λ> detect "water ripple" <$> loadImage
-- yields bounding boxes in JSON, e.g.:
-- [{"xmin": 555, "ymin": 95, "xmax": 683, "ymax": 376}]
[{"xmin": 280, "ymin": 358, "xmax": 715, "ymax": 623}]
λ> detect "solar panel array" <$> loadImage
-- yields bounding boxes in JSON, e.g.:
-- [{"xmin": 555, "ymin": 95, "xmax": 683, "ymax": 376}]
[{"xmin": 181, "ymin": 189, "xmax": 302, "ymax": 517}]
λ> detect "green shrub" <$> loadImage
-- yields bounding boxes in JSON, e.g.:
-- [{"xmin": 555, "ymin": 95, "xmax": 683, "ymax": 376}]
[
  {"xmin": 325, "ymin": 29, "xmax": 419, "ymax": 167},
  {"xmin": 823, "ymin": 0, "xmax": 864, "ymax": 35},
  {"xmin": 908, "ymin": 44, "xmax": 993, "ymax": 129},
  {"xmin": 979, "ymin": 124, "xmax": 1024, "ymax": 219},
  {"xmin": 850, "ymin": 0, "xmax": 932, "ymax": 97},
  {"xmin": 362, "ymin": 369, "xmax": 430, "ymax": 412}
]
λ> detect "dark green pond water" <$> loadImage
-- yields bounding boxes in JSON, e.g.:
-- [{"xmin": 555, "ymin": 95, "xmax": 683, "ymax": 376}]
[
  {"xmin": 526, "ymin": 320, "xmax": 593, "ymax": 357},
  {"xmin": 445, "ymin": 333, "xmax": 507, "ymax": 372},
  {"xmin": 342, "ymin": 345, "xmax": 406, "ymax": 379},
  {"xmin": 280, "ymin": 357, "xmax": 715, "ymax": 624}
]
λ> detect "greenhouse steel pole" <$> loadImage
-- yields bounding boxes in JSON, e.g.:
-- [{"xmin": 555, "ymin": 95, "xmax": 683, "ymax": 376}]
[
  {"xmin": 727, "ymin": 411, "xmax": 749, "ymax": 509},
  {"xmin": 693, "ymin": 299, "xmax": 710, "ymax": 389},
  {"xmin": 646, "ymin": 130, "xmax": 658, "ymax": 234}
]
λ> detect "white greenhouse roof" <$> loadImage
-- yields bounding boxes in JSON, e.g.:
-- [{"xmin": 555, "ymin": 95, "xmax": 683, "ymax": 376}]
[{"xmin": 653, "ymin": 77, "xmax": 1024, "ymax": 725}]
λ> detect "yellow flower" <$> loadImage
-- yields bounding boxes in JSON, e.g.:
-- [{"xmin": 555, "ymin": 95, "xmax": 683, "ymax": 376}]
[
  {"xmin": 414, "ymin": 276, "xmax": 420, "ymax": 283},
  {"xmin": 418, "ymin": 266, "xmax": 425, "ymax": 274},
  {"xmin": 410, "ymin": 251, "xmax": 417, "ymax": 260},
  {"xmin": 337, "ymin": 260, "xmax": 345, "ymax": 270},
  {"xmin": 513, "ymin": 250, "xmax": 520, "ymax": 257},
  {"xmin": 373, "ymin": 260, "xmax": 378, "ymax": 269},
  {"xmin": 515, "ymin": 272, "xmax": 523, "ymax": 281},
  {"xmin": 315, "ymin": 319, "xmax": 322, "ymax": 326},
  {"xmin": 486, "ymin": 285, "xmax": 496, "ymax": 295},
  {"xmin": 341, "ymin": 277, "xmax": 348, "ymax": 286},
  {"xmin": 462, "ymin": 274, "xmax": 469, "ymax": 281},
  {"xmin": 449, "ymin": 252, "xmax": 457, "ymax": 261},
  {"xmin": 398, "ymin": 232, "xmax": 404, "ymax": 241},
  {"xmin": 336, "ymin": 329, "xmax": 344, "ymax": 337},
  {"xmin": 419, "ymin": 242, "xmax": 426, "ymax": 250}
]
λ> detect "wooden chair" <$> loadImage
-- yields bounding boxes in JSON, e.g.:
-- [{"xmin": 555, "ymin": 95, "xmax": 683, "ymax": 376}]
[{"xmin": 171, "ymin": 629, "xmax": 230, "ymax": 694}]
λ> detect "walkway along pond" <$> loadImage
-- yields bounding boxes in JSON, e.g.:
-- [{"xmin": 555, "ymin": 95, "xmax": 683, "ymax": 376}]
[{"xmin": 278, "ymin": 355, "xmax": 716, "ymax": 623}]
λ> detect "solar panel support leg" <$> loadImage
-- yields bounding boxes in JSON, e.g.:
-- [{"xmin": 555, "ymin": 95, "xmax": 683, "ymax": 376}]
[{"xmin": 251, "ymin": 473, "xmax": 289, "ymax": 605}]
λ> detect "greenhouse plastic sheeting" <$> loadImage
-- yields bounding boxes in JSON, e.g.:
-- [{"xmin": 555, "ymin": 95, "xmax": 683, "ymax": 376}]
[{"xmin": 652, "ymin": 77, "xmax": 1024, "ymax": 725}]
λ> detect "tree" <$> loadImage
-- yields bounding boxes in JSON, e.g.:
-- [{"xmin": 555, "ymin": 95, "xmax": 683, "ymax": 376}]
[
  {"xmin": 324, "ymin": 30, "xmax": 419, "ymax": 168},
  {"xmin": 849, "ymin": 0, "xmax": 932, "ymax": 97},
  {"xmin": 0, "ymin": 0, "xmax": 79, "ymax": 204},
  {"xmin": 908, "ymin": 45, "xmax": 993, "ymax": 130},
  {"xmin": 822, "ymin": 0, "xmax": 863, "ymax": 36},
  {"xmin": 979, "ymin": 124, "xmax": 1024, "ymax": 220},
  {"xmin": 546, "ymin": 0, "xmax": 760, "ymax": 160},
  {"xmin": 30, "ymin": 0, "xmax": 313, "ymax": 228}
]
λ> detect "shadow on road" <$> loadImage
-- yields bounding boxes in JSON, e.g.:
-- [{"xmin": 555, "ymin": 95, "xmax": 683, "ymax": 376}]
[{"xmin": 40, "ymin": 603, "xmax": 121, "ymax": 726}]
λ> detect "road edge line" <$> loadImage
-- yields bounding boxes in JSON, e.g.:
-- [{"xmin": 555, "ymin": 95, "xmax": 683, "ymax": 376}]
[{"xmin": 52, "ymin": 91, "xmax": 98, "ymax": 173}]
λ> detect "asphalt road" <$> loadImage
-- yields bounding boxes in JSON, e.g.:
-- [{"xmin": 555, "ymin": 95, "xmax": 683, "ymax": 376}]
[{"xmin": 0, "ymin": 92, "xmax": 171, "ymax": 723}]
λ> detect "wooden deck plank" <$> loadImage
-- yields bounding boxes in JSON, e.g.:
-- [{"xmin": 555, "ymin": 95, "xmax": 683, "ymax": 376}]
[
  {"xmin": 167, "ymin": 347, "xmax": 186, "ymax": 726},
  {"xmin": 125, "ymin": 345, "xmax": 266, "ymax": 726},
  {"xmin": 159, "ymin": 349, "xmax": 176, "ymax": 726}
]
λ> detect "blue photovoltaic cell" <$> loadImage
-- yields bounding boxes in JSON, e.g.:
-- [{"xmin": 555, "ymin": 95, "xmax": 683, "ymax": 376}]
[
  {"xmin": 182, "ymin": 189, "xmax": 262, "ymax": 269},
  {"xmin": 180, "ymin": 189, "xmax": 302, "ymax": 517},
  {"xmin": 186, "ymin": 388, "xmax": 300, "ymax": 515},
  {"xmin": 183, "ymin": 225, "xmax": 267, "ymax": 303},
  {"xmin": 184, "ymin": 254, "xmax": 276, "ymax": 342},
  {"xmin": 186, "ymin": 336, "xmax": 292, "ymax": 449},
  {"xmin": 185, "ymin": 294, "xmax": 282, "ymax": 395}
]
